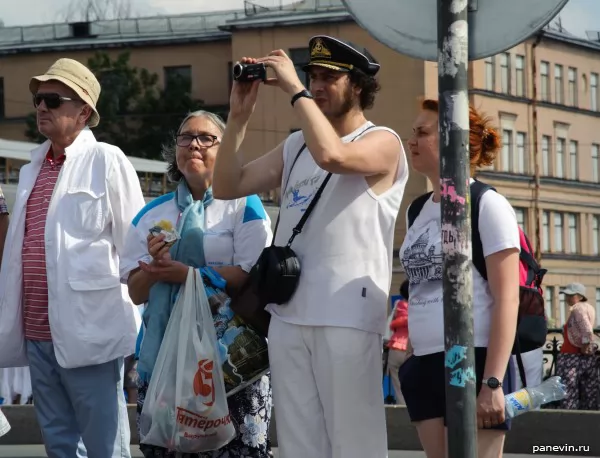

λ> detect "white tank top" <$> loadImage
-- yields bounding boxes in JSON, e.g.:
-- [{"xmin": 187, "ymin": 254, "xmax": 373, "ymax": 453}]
[{"xmin": 266, "ymin": 121, "xmax": 409, "ymax": 335}]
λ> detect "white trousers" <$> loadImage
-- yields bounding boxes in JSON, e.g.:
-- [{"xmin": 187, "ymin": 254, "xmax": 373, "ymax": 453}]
[{"xmin": 268, "ymin": 317, "xmax": 388, "ymax": 458}]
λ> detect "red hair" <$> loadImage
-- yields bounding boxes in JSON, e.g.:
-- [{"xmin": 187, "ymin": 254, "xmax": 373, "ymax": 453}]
[{"xmin": 421, "ymin": 99, "xmax": 500, "ymax": 172}]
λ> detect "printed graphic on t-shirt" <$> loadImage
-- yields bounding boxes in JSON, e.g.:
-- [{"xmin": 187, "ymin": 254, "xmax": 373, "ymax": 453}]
[
  {"xmin": 284, "ymin": 174, "xmax": 322, "ymax": 213},
  {"xmin": 401, "ymin": 222, "xmax": 443, "ymax": 285}
]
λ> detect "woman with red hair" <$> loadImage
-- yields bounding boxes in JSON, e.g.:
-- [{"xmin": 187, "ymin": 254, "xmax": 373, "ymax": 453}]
[{"xmin": 399, "ymin": 100, "xmax": 520, "ymax": 458}]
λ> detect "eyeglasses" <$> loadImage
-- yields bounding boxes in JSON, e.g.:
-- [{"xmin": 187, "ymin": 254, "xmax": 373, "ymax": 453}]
[
  {"xmin": 33, "ymin": 93, "xmax": 79, "ymax": 109},
  {"xmin": 176, "ymin": 134, "xmax": 219, "ymax": 148}
]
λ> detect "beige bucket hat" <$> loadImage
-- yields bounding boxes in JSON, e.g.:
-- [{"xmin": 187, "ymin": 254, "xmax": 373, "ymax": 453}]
[{"xmin": 29, "ymin": 58, "xmax": 101, "ymax": 128}]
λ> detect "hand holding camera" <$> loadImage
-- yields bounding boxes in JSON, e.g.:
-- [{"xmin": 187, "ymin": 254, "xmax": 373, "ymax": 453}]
[{"xmin": 230, "ymin": 50, "xmax": 306, "ymax": 121}]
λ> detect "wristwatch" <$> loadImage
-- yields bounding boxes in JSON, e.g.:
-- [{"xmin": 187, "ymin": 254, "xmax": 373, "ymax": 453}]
[
  {"xmin": 482, "ymin": 377, "xmax": 502, "ymax": 389},
  {"xmin": 291, "ymin": 89, "xmax": 313, "ymax": 106}
]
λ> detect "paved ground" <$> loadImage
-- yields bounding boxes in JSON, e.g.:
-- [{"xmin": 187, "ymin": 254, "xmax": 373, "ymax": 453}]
[{"xmin": 0, "ymin": 446, "xmax": 587, "ymax": 457}]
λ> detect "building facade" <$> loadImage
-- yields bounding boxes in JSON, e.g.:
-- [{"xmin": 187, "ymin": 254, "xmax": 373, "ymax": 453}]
[{"xmin": 0, "ymin": 1, "xmax": 599, "ymax": 326}]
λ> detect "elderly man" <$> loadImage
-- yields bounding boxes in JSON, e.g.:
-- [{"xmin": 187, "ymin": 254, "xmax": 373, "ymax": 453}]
[{"xmin": 0, "ymin": 58, "xmax": 145, "ymax": 457}]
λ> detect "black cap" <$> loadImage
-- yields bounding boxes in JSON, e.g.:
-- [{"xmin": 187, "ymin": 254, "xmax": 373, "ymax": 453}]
[{"xmin": 302, "ymin": 35, "xmax": 380, "ymax": 76}]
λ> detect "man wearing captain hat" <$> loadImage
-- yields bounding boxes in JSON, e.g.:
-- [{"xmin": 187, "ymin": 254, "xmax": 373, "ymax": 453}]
[
  {"xmin": 0, "ymin": 58, "xmax": 145, "ymax": 457},
  {"xmin": 213, "ymin": 35, "xmax": 409, "ymax": 458}
]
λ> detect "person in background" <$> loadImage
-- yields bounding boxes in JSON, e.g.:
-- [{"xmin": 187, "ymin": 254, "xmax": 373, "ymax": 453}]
[
  {"xmin": 386, "ymin": 280, "xmax": 409, "ymax": 404},
  {"xmin": 120, "ymin": 110, "xmax": 274, "ymax": 458},
  {"xmin": 0, "ymin": 184, "xmax": 8, "ymax": 266},
  {"xmin": 556, "ymin": 283, "xmax": 598, "ymax": 410},
  {"xmin": 0, "ymin": 58, "xmax": 144, "ymax": 458},
  {"xmin": 399, "ymin": 99, "xmax": 519, "ymax": 458}
]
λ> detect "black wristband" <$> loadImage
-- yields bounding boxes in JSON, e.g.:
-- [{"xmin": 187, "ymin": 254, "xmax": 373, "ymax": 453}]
[{"xmin": 291, "ymin": 89, "xmax": 313, "ymax": 106}]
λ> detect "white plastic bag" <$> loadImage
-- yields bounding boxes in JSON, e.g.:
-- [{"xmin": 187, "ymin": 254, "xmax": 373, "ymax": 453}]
[
  {"xmin": 0, "ymin": 408, "xmax": 10, "ymax": 438},
  {"xmin": 139, "ymin": 268, "xmax": 236, "ymax": 453}
]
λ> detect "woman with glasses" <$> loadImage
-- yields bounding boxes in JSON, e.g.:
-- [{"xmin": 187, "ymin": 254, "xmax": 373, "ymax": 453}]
[{"xmin": 119, "ymin": 110, "xmax": 274, "ymax": 458}]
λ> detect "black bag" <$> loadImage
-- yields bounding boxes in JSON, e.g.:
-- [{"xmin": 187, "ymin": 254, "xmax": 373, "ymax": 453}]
[{"xmin": 229, "ymin": 143, "xmax": 331, "ymax": 337}]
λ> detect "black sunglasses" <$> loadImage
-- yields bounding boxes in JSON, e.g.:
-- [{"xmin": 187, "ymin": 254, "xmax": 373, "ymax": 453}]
[{"xmin": 33, "ymin": 93, "xmax": 79, "ymax": 109}]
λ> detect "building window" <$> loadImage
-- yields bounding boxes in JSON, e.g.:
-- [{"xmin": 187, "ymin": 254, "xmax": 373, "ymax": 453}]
[
  {"xmin": 540, "ymin": 61, "xmax": 549, "ymax": 101},
  {"xmin": 484, "ymin": 57, "xmax": 495, "ymax": 91},
  {"xmin": 514, "ymin": 208, "xmax": 527, "ymax": 231},
  {"xmin": 0, "ymin": 77, "xmax": 4, "ymax": 119},
  {"xmin": 569, "ymin": 140, "xmax": 578, "ymax": 180},
  {"xmin": 568, "ymin": 67, "xmax": 577, "ymax": 106},
  {"xmin": 516, "ymin": 132, "xmax": 526, "ymax": 173},
  {"xmin": 290, "ymin": 48, "xmax": 310, "ymax": 87},
  {"xmin": 500, "ymin": 53, "xmax": 511, "ymax": 94},
  {"xmin": 554, "ymin": 65, "xmax": 563, "ymax": 104},
  {"xmin": 592, "ymin": 215, "xmax": 600, "ymax": 256},
  {"xmin": 164, "ymin": 65, "xmax": 192, "ymax": 93},
  {"xmin": 545, "ymin": 286, "xmax": 554, "ymax": 323},
  {"xmin": 592, "ymin": 73, "xmax": 599, "ymax": 111},
  {"xmin": 596, "ymin": 289, "xmax": 600, "ymax": 326},
  {"xmin": 542, "ymin": 211, "xmax": 550, "ymax": 252},
  {"xmin": 559, "ymin": 293, "xmax": 566, "ymax": 325},
  {"xmin": 542, "ymin": 136, "xmax": 551, "ymax": 175},
  {"xmin": 227, "ymin": 61, "xmax": 233, "ymax": 92},
  {"xmin": 501, "ymin": 129, "xmax": 512, "ymax": 172},
  {"xmin": 515, "ymin": 55, "xmax": 525, "ymax": 97},
  {"xmin": 567, "ymin": 213, "xmax": 578, "ymax": 253},
  {"xmin": 554, "ymin": 213, "xmax": 564, "ymax": 252},
  {"xmin": 556, "ymin": 137, "xmax": 565, "ymax": 178},
  {"xmin": 593, "ymin": 144, "xmax": 599, "ymax": 183}
]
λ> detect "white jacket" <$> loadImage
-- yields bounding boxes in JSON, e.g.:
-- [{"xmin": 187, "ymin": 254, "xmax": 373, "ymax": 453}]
[{"xmin": 0, "ymin": 129, "xmax": 145, "ymax": 369}]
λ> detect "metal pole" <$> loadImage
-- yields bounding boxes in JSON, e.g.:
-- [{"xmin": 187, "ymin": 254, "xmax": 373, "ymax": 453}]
[{"xmin": 437, "ymin": 1, "xmax": 477, "ymax": 457}]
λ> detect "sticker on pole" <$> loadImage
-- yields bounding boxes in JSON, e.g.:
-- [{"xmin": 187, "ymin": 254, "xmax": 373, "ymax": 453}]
[{"xmin": 340, "ymin": 0, "xmax": 570, "ymax": 61}]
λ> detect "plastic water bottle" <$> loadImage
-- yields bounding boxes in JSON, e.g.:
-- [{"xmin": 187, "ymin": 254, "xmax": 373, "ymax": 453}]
[
  {"xmin": 504, "ymin": 376, "xmax": 566, "ymax": 419},
  {"xmin": 0, "ymin": 408, "xmax": 10, "ymax": 438}
]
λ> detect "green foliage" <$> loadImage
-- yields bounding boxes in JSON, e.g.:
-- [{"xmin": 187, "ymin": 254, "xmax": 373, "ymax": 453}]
[{"xmin": 25, "ymin": 51, "xmax": 216, "ymax": 160}]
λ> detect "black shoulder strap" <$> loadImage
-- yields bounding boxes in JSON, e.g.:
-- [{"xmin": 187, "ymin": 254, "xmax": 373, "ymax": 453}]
[
  {"xmin": 471, "ymin": 180, "xmax": 529, "ymax": 386},
  {"xmin": 285, "ymin": 124, "xmax": 377, "ymax": 247},
  {"xmin": 271, "ymin": 143, "xmax": 306, "ymax": 244},
  {"xmin": 407, "ymin": 192, "xmax": 433, "ymax": 229},
  {"xmin": 470, "ymin": 179, "xmax": 495, "ymax": 281}
]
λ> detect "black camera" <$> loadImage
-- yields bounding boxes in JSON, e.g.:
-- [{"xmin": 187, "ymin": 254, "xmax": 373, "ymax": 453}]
[{"xmin": 232, "ymin": 63, "xmax": 266, "ymax": 83}]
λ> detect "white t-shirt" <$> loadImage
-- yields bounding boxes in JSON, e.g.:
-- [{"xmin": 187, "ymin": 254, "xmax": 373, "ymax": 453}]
[
  {"xmin": 399, "ymin": 185, "xmax": 520, "ymax": 356},
  {"xmin": 266, "ymin": 122, "xmax": 409, "ymax": 335},
  {"xmin": 119, "ymin": 193, "xmax": 272, "ymax": 281}
]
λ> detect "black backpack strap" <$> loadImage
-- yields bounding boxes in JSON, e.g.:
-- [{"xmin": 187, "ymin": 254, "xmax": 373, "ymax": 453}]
[
  {"xmin": 471, "ymin": 180, "xmax": 527, "ymax": 386},
  {"xmin": 514, "ymin": 337, "xmax": 528, "ymax": 388},
  {"xmin": 470, "ymin": 179, "xmax": 495, "ymax": 281},
  {"xmin": 407, "ymin": 192, "xmax": 433, "ymax": 229},
  {"xmin": 271, "ymin": 143, "xmax": 307, "ymax": 244}
]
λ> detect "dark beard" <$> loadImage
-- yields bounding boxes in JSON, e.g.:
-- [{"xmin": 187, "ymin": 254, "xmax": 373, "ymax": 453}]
[{"xmin": 327, "ymin": 84, "xmax": 356, "ymax": 120}]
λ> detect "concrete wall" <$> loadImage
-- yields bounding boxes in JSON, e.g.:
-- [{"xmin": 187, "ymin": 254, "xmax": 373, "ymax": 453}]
[{"xmin": 0, "ymin": 405, "xmax": 598, "ymax": 455}]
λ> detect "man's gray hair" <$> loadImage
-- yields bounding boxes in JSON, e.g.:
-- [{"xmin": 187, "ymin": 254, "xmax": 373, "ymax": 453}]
[{"xmin": 162, "ymin": 110, "xmax": 226, "ymax": 183}]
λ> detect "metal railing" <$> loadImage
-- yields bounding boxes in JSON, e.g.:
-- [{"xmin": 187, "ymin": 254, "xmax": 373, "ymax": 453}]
[
  {"xmin": 243, "ymin": 0, "xmax": 344, "ymax": 16},
  {"xmin": 0, "ymin": 11, "xmax": 246, "ymax": 46}
]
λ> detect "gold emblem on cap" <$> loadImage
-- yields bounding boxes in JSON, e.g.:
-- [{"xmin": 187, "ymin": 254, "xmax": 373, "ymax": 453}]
[{"xmin": 311, "ymin": 38, "xmax": 332, "ymax": 60}]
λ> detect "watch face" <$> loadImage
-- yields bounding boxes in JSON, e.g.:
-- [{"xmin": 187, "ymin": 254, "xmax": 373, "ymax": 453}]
[{"xmin": 487, "ymin": 377, "xmax": 500, "ymax": 389}]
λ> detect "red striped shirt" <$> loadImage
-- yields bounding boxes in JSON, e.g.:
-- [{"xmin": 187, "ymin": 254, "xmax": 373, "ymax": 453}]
[{"xmin": 23, "ymin": 149, "xmax": 64, "ymax": 341}]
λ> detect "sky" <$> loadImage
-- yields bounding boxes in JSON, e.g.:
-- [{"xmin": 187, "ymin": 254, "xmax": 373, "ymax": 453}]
[{"xmin": 0, "ymin": 0, "xmax": 598, "ymax": 40}]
